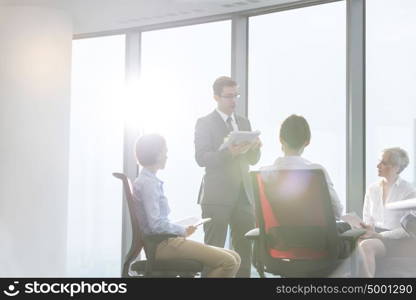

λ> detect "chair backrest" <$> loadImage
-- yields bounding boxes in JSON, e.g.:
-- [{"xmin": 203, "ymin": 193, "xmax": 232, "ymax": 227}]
[
  {"xmin": 252, "ymin": 169, "xmax": 339, "ymax": 261},
  {"xmin": 401, "ymin": 212, "xmax": 416, "ymax": 239},
  {"xmin": 113, "ymin": 172, "xmax": 144, "ymax": 277}
]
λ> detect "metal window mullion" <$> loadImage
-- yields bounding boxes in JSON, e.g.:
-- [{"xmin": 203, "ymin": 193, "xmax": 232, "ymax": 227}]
[
  {"xmin": 231, "ymin": 16, "xmax": 249, "ymax": 117},
  {"xmin": 346, "ymin": 0, "xmax": 366, "ymax": 215},
  {"xmin": 121, "ymin": 31, "xmax": 142, "ymax": 275}
]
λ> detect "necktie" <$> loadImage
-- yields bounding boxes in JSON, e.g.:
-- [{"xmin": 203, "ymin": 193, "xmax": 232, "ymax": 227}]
[{"xmin": 226, "ymin": 116, "xmax": 234, "ymax": 133}]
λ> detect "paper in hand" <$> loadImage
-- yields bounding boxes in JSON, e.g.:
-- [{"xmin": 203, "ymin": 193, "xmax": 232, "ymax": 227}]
[
  {"xmin": 341, "ymin": 212, "xmax": 363, "ymax": 229},
  {"xmin": 174, "ymin": 216, "xmax": 212, "ymax": 227},
  {"xmin": 219, "ymin": 130, "xmax": 261, "ymax": 151},
  {"xmin": 194, "ymin": 218, "xmax": 212, "ymax": 227}
]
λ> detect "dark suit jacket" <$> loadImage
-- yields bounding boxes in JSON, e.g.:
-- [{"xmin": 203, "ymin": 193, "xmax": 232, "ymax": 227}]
[{"xmin": 194, "ymin": 110, "xmax": 261, "ymax": 206}]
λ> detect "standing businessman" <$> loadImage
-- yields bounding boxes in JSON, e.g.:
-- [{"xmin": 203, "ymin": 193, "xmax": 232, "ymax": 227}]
[{"xmin": 194, "ymin": 76, "xmax": 261, "ymax": 277}]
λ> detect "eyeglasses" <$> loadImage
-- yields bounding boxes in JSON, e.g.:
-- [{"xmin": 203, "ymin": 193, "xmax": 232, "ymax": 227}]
[{"xmin": 220, "ymin": 93, "xmax": 241, "ymax": 100}]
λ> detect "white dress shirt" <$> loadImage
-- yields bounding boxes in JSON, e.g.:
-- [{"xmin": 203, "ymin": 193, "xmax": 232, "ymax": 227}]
[
  {"xmin": 260, "ymin": 156, "xmax": 344, "ymax": 219},
  {"xmin": 216, "ymin": 108, "xmax": 238, "ymax": 131},
  {"xmin": 363, "ymin": 177, "xmax": 416, "ymax": 239}
]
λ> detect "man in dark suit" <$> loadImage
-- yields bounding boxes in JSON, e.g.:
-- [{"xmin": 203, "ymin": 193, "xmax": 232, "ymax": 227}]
[{"xmin": 194, "ymin": 76, "xmax": 261, "ymax": 277}]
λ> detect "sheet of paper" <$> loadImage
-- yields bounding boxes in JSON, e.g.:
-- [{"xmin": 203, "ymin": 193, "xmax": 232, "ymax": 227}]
[
  {"xmin": 174, "ymin": 216, "xmax": 212, "ymax": 227},
  {"xmin": 386, "ymin": 198, "xmax": 416, "ymax": 210},
  {"xmin": 194, "ymin": 218, "xmax": 212, "ymax": 227},
  {"xmin": 340, "ymin": 212, "xmax": 363, "ymax": 229}
]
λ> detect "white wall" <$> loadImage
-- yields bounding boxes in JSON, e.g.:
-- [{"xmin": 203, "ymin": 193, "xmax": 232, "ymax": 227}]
[{"xmin": 0, "ymin": 6, "xmax": 72, "ymax": 276}]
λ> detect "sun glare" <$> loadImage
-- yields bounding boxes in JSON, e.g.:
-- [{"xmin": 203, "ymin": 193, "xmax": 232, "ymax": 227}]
[{"xmin": 124, "ymin": 70, "xmax": 184, "ymax": 136}]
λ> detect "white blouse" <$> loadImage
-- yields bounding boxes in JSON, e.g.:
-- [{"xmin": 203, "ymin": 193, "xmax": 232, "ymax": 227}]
[{"xmin": 363, "ymin": 177, "xmax": 416, "ymax": 239}]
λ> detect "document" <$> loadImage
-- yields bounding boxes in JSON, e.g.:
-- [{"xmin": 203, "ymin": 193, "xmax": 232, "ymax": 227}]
[
  {"xmin": 219, "ymin": 130, "xmax": 261, "ymax": 151},
  {"xmin": 174, "ymin": 216, "xmax": 212, "ymax": 227},
  {"xmin": 340, "ymin": 212, "xmax": 363, "ymax": 229},
  {"xmin": 386, "ymin": 197, "xmax": 416, "ymax": 210}
]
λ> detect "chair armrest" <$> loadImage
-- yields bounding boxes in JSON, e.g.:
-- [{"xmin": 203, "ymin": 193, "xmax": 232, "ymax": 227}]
[
  {"xmin": 143, "ymin": 234, "xmax": 177, "ymax": 274},
  {"xmin": 245, "ymin": 228, "xmax": 260, "ymax": 240},
  {"xmin": 339, "ymin": 228, "xmax": 366, "ymax": 242}
]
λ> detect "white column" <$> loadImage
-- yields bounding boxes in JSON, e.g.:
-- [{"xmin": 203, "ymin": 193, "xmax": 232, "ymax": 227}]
[{"xmin": 0, "ymin": 6, "xmax": 72, "ymax": 276}]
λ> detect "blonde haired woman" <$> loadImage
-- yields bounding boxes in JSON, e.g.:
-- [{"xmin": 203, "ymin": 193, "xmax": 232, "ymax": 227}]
[{"xmin": 358, "ymin": 147, "xmax": 416, "ymax": 277}]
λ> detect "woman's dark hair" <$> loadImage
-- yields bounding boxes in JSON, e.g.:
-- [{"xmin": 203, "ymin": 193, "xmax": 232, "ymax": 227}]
[{"xmin": 280, "ymin": 114, "xmax": 311, "ymax": 150}]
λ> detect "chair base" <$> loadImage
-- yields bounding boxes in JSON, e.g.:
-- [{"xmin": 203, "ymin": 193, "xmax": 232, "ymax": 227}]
[
  {"xmin": 129, "ymin": 259, "xmax": 203, "ymax": 278},
  {"xmin": 256, "ymin": 258, "xmax": 344, "ymax": 278}
]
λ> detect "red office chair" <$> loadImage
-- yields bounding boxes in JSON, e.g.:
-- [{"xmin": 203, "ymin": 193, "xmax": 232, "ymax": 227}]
[
  {"xmin": 245, "ymin": 169, "xmax": 364, "ymax": 277},
  {"xmin": 113, "ymin": 172, "xmax": 203, "ymax": 277}
]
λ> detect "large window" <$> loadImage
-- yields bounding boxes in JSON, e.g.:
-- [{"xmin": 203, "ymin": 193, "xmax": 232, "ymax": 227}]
[
  {"xmin": 366, "ymin": 0, "xmax": 416, "ymax": 186},
  {"xmin": 138, "ymin": 21, "xmax": 231, "ymax": 242},
  {"xmin": 66, "ymin": 0, "xmax": 406, "ymax": 277},
  {"xmin": 248, "ymin": 2, "xmax": 347, "ymax": 210},
  {"xmin": 68, "ymin": 35, "xmax": 125, "ymax": 276}
]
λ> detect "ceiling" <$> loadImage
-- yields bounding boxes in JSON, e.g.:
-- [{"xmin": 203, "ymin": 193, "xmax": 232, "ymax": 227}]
[{"xmin": 0, "ymin": 0, "xmax": 304, "ymax": 35}]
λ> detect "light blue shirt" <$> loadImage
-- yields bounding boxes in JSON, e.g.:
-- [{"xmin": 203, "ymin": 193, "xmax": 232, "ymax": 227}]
[{"xmin": 133, "ymin": 168, "xmax": 186, "ymax": 236}]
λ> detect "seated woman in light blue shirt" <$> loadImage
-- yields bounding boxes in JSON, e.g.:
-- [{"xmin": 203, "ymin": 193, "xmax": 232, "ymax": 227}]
[{"xmin": 133, "ymin": 134, "xmax": 240, "ymax": 277}]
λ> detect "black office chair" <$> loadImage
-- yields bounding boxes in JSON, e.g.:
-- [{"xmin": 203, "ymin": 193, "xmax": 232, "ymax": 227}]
[
  {"xmin": 401, "ymin": 212, "xmax": 416, "ymax": 238},
  {"xmin": 374, "ymin": 212, "xmax": 416, "ymax": 277},
  {"xmin": 245, "ymin": 169, "xmax": 365, "ymax": 277},
  {"xmin": 113, "ymin": 172, "xmax": 203, "ymax": 277}
]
